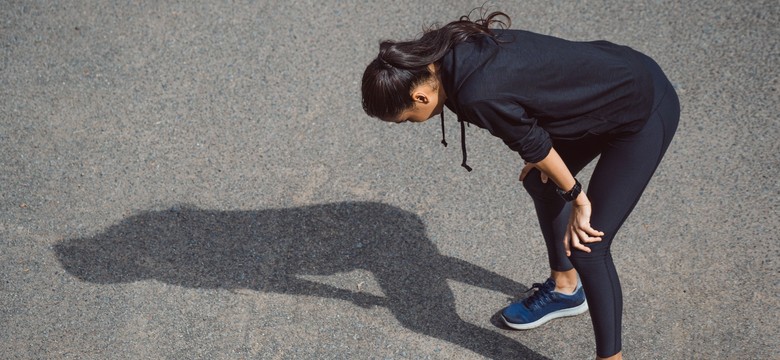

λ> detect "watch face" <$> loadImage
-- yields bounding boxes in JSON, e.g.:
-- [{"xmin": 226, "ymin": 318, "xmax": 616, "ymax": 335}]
[{"xmin": 570, "ymin": 184, "xmax": 581, "ymax": 200}]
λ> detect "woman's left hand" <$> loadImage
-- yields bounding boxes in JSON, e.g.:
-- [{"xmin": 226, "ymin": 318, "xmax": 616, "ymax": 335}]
[{"xmin": 564, "ymin": 194, "xmax": 604, "ymax": 256}]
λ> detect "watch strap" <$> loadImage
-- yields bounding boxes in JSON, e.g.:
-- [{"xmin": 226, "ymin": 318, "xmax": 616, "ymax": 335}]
[{"xmin": 556, "ymin": 178, "xmax": 582, "ymax": 202}]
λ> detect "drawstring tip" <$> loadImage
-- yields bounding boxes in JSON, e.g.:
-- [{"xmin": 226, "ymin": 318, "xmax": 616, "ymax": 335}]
[
  {"xmin": 441, "ymin": 140, "xmax": 448, "ymax": 147},
  {"xmin": 461, "ymin": 163, "xmax": 473, "ymax": 172}
]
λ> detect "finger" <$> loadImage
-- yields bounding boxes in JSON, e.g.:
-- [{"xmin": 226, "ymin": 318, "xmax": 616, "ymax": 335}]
[
  {"xmin": 576, "ymin": 225, "xmax": 602, "ymax": 242},
  {"xmin": 541, "ymin": 172, "xmax": 548, "ymax": 184},
  {"xmin": 564, "ymin": 231, "xmax": 571, "ymax": 257},
  {"xmin": 519, "ymin": 164, "xmax": 533, "ymax": 181},
  {"xmin": 584, "ymin": 225, "xmax": 605, "ymax": 237},
  {"xmin": 580, "ymin": 235, "xmax": 602, "ymax": 243},
  {"xmin": 571, "ymin": 229, "xmax": 591, "ymax": 253},
  {"xmin": 577, "ymin": 222, "xmax": 604, "ymax": 239},
  {"xmin": 575, "ymin": 228, "xmax": 600, "ymax": 244},
  {"xmin": 573, "ymin": 241, "xmax": 591, "ymax": 253}
]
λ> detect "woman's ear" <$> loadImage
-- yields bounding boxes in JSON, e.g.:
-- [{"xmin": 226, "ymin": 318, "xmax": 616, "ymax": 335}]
[{"xmin": 413, "ymin": 92, "xmax": 430, "ymax": 104}]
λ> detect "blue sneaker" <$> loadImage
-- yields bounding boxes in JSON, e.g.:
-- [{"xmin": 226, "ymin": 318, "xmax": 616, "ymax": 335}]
[{"xmin": 501, "ymin": 278, "xmax": 588, "ymax": 330}]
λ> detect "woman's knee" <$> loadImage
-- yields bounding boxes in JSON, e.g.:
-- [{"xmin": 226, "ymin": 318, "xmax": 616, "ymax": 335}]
[{"xmin": 568, "ymin": 242, "xmax": 612, "ymax": 268}]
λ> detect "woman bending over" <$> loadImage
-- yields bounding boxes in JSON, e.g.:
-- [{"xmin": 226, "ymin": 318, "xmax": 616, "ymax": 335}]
[{"xmin": 361, "ymin": 11, "xmax": 679, "ymax": 360}]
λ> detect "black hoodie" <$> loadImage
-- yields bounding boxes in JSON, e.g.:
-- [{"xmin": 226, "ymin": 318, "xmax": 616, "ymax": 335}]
[{"xmin": 440, "ymin": 29, "xmax": 655, "ymax": 164}]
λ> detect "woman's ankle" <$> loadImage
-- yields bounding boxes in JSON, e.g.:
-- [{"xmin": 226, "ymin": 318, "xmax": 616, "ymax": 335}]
[
  {"xmin": 550, "ymin": 269, "xmax": 578, "ymax": 294},
  {"xmin": 597, "ymin": 351, "xmax": 622, "ymax": 360}
]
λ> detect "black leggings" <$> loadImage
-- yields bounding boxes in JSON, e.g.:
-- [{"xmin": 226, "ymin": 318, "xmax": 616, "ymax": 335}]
[{"xmin": 522, "ymin": 55, "xmax": 680, "ymax": 358}]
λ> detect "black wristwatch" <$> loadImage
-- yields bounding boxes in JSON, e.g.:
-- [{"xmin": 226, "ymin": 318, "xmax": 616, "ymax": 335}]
[{"xmin": 556, "ymin": 178, "xmax": 582, "ymax": 202}]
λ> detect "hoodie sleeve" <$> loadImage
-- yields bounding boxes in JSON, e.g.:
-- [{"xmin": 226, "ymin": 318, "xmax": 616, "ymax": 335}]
[{"xmin": 461, "ymin": 99, "xmax": 552, "ymax": 163}]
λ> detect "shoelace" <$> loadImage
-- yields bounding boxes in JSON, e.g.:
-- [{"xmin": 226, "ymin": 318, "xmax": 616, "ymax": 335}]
[{"xmin": 522, "ymin": 282, "xmax": 555, "ymax": 310}]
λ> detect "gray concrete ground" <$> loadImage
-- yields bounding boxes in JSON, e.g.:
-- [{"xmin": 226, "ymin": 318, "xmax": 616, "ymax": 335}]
[{"xmin": 1, "ymin": 1, "xmax": 777, "ymax": 359}]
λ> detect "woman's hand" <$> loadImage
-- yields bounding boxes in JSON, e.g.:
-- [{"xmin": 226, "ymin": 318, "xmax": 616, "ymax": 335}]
[
  {"xmin": 519, "ymin": 162, "xmax": 549, "ymax": 183},
  {"xmin": 520, "ymin": 148, "xmax": 604, "ymax": 256},
  {"xmin": 564, "ymin": 194, "xmax": 605, "ymax": 256}
]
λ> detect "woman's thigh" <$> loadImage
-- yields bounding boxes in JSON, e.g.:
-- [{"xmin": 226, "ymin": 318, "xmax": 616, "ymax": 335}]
[{"xmin": 582, "ymin": 94, "xmax": 679, "ymax": 251}]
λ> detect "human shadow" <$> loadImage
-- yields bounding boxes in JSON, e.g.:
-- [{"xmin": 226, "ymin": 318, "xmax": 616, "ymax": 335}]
[{"xmin": 54, "ymin": 201, "xmax": 547, "ymax": 359}]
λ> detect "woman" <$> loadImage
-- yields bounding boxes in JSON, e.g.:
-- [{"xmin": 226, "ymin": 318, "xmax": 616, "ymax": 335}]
[{"xmin": 361, "ymin": 11, "xmax": 679, "ymax": 360}]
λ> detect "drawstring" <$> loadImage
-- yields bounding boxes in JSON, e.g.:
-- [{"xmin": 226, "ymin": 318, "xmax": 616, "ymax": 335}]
[
  {"xmin": 439, "ymin": 112, "xmax": 472, "ymax": 172},
  {"xmin": 459, "ymin": 119, "xmax": 472, "ymax": 172},
  {"xmin": 440, "ymin": 112, "xmax": 447, "ymax": 147}
]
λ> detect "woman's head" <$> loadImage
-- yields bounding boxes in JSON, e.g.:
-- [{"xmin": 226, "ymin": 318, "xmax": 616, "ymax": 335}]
[
  {"xmin": 361, "ymin": 45, "xmax": 436, "ymax": 122},
  {"xmin": 361, "ymin": 10, "xmax": 510, "ymax": 122}
]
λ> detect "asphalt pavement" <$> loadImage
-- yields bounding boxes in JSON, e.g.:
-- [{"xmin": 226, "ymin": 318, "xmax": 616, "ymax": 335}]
[{"xmin": 1, "ymin": 1, "xmax": 778, "ymax": 359}]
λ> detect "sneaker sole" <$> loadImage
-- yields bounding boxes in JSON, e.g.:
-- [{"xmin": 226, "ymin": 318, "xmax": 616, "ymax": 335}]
[{"xmin": 502, "ymin": 300, "xmax": 589, "ymax": 330}]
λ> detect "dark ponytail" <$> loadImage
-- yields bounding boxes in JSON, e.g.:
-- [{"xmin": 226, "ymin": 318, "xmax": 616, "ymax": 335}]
[{"xmin": 361, "ymin": 10, "xmax": 511, "ymax": 120}]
